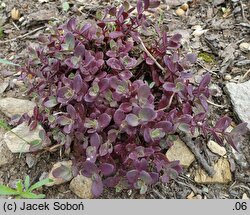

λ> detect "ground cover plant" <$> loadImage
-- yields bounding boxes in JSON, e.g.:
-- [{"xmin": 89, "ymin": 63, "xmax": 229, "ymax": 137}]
[{"xmin": 13, "ymin": 0, "xmax": 248, "ymax": 197}]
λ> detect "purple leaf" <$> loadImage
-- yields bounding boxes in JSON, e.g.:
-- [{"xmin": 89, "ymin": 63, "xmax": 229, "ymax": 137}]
[
  {"xmin": 92, "ymin": 174, "xmax": 103, "ymax": 197},
  {"xmin": 137, "ymin": 0, "xmax": 143, "ymax": 15},
  {"xmin": 121, "ymin": 55, "xmax": 137, "ymax": 69},
  {"xmin": 57, "ymin": 86, "xmax": 74, "ymax": 102},
  {"xmin": 67, "ymin": 104, "xmax": 76, "ymax": 119},
  {"xmin": 98, "ymin": 113, "xmax": 111, "ymax": 129},
  {"xmin": 99, "ymin": 142, "xmax": 109, "ymax": 156},
  {"xmin": 139, "ymin": 108, "xmax": 156, "ymax": 122},
  {"xmin": 90, "ymin": 132, "xmax": 102, "ymax": 148},
  {"xmin": 80, "ymin": 23, "xmax": 92, "ymax": 34},
  {"xmin": 107, "ymin": 58, "xmax": 123, "ymax": 70},
  {"xmin": 215, "ymin": 116, "xmax": 232, "ymax": 132},
  {"xmin": 149, "ymin": 0, "xmax": 160, "ymax": 8},
  {"xmin": 109, "ymin": 31, "xmax": 124, "ymax": 39},
  {"xmin": 137, "ymin": 85, "xmax": 151, "ymax": 98},
  {"xmin": 67, "ymin": 17, "xmax": 76, "ymax": 31},
  {"xmin": 199, "ymin": 73, "xmax": 211, "ymax": 89},
  {"xmin": 44, "ymin": 97, "xmax": 57, "ymax": 108},
  {"xmin": 86, "ymin": 146, "xmax": 97, "ymax": 162},
  {"xmin": 126, "ymin": 114, "xmax": 140, "ymax": 127},
  {"xmin": 140, "ymin": 171, "xmax": 153, "ymax": 184},
  {"xmin": 109, "ymin": 7, "xmax": 117, "ymax": 16},
  {"xmin": 74, "ymin": 44, "xmax": 85, "ymax": 57},
  {"xmin": 119, "ymin": 102, "xmax": 132, "ymax": 113},
  {"xmin": 82, "ymin": 161, "xmax": 98, "ymax": 177},
  {"xmin": 52, "ymin": 164, "xmax": 72, "ymax": 181},
  {"xmin": 126, "ymin": 170, "xmax": 139, "ymax": 183},
  {"xmin": 100, "ymin": 163, "xmax": 115, "ymax": 176},
  {"xmin": 186, "ymin": 53, "xmax": 197, "ymax": 64},
  {"xmin": 171, "ymin": 34, "xmax": 182, "ymax": 43},
  {"xmin": 64, "ymin": 32, "xmax": 75, "ymax": 50},
  {"xmin": 73, "ymin": 74, "xmax": 83, "ymax": 93},
  {"xmin": 57, "ymin": 116, "xmax": 73, "ymax": 126},
  {"xmin": 144, "ymin": 0, "xmax": 150, "ymax": 10},
  {"xmin": 156, "ymin": 121, "xmax": 173, "ymax": 133},
  {"xmin": 117, "ymin": 5, "xmax": 125, "ymax": 18},
  {"xmin": 114, "ymin": 109, "xmax": 125, "ymax": 124}
]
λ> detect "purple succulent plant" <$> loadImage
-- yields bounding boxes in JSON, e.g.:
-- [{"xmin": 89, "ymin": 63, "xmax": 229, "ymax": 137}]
[{"xmin": 21, "ymin": 0, "xmax": 248, "ymax": 197}]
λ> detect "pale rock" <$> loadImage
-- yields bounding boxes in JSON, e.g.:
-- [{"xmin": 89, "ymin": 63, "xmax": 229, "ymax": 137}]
[
  {"xmin": 0, "ymin": 140, "xmax": 13, "ymax": 167},
  {"xmin": 46, "ymin": 161, "xmax": 73, "ymax": 186},
  {"xmin": 164, "ymin": 0, "xmax": 186, "ymax": 7},
  {"xmin": 38, "ymin": 0, "xmax": 49, "ymax": 3},
  {"xmin": 70, "ymin": 175, "xmax": 93, "ymax": 199},
  {"xmin": 242, "ymin": 193, "xmax": 249, "ymax": 199},
  {"xmin": 225, "ymin": 80, "xmax": 250, "ymax": 130},
  {"xmin": 194, "ymin": 158, "xmax": 232, "ymax": 184},
  {"xmin": 239, "ymin": 42, "xmax": 250, "ymax": 53},
  {"xmin": 192, "ymin": 25, "xmax": 209, "ymax": 37},
  {"xmin": 25, "ymin": 153, "xmax": 36, "ymax": 168},
  {"xmin": 207, "ymin": 140, "xmax": 227, "ymax": 156},
  {"xmin": 187, "ymin": 192, "xmax": 195, "ymax": 199},
  {"xmin": 4, "ymin": 122, "xmax": 44, "ymax": 153},
  {"xmin": 0, "ymin": 81, "xmax": 9, "ymax": 94},
  {"xmin": 166, "ymin": 138, "xmax": 195, "ymax": 168},
  {"xmin": 175, "ymin": 8, "xmax": 185, "ymax": 17},
  {"xmin": 0, "ymin": 98, "xmax": 35, "ymax": 118}
]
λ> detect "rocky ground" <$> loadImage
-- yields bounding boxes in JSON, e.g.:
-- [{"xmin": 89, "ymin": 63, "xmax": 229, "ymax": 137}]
[{"xmin": 0, "ymin": 0, "xmax": 250, "ymax": 199}]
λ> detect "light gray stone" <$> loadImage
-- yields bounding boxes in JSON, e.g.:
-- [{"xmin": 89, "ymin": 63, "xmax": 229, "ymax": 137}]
[
  {"xmin": 4, "ymin": 122, "xmax": 44, "ymax": 153},
  {"xmin": 70, "ymin": 175, "xmax": 93, "ymax": 199},
  {"xmin": 0, "ymin": 140, "xmax": 13, "ymax": 167},
  {"xmin": 225, "ymin": 80, "xmax": 250, "ymax": 130},
  {"xmin": 164, "ymin": 0, "xmax": 186, "ymax": 7},
  {"xmin": 166, "ymin": 138, "xmax": 195, "ymax": 168},
  {"xmin": 207, "ymin": 140, "xmax": 227, "ymax": 157},
  {"xmin": 25, "ymin": 153, "xmax": 37, "ymax": 168},
  {"xmin": 0, "ymin": 98, "xmax": 35, "ymax": 118},
  {"xmin": 0, "ymin": 81, "xmax": 9, "ymax": 94},
  {"xmin": 239, "ymin": 42, "xmax": 250, "ymax": 53}
]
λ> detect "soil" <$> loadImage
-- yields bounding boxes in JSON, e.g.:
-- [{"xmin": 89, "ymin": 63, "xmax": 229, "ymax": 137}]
[{"xmin": 0, "ymin": 0, "xmax": 250, "ymax": 199}]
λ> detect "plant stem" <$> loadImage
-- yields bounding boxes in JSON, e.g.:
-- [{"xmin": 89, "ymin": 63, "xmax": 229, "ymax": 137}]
[
  {"xmin": 138, "ymin": 36, "xmax": 166, "ymax": 73},
  {"xmin": 180, "ymin": 133, "xmax": 215, "ymax": 176}
]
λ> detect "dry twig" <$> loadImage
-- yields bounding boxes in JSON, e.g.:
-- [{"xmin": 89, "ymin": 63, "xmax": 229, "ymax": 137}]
[
  {"xmin": 0, "ymin": 26, "xmax": 46, "ymax": 44},
  {"xmin": 138, "ymin": 36, "xmax": 166, "ymax": 73},
  {"xmin": 207, "ymin": 100, "xmax": 226, "ymax": 108},
  {"xmin": 180, "ymin": 134, "xmax": 215, "ymax": 176},
  {"xmin": 239, "ymin": 0, "xmax": 250, "ymax": 23}
]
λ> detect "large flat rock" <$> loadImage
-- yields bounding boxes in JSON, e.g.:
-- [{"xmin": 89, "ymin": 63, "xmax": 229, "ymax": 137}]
[
  {"xmin": 166, "ymin": 137, "xmax": 195, "ymax": 168},
  {"xmin": 225, "ymin": 80, "xmax": 250, "ymax": 129},
  {"xmin": 194, "ymin": 158, "xmax": 232, "ymax": 184},
  {"xmin": 0, "ymin": 98, "xmax": 35, "ymax": 118},
  {"xmin": 4, "ymin": 122, "xmax": 44, "ymax": 153}
]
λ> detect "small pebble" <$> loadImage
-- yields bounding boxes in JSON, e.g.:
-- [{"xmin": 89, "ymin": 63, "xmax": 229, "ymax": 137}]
[
  {"xmin": 18, "ymin": 17, "xmax": 25, "ymax": 23},
  {"xmin": 180, "ymin": 3, "xmax": 189, "ymax": 11},
  {"xmin": 176, "ymin": 8, "xmax": 185, "ymax": 17},
  {"xmin": 239, "ymin": 42, "xmax": 250, "ymax": 53},
  {"xmin": 25, "ymin": 154, "xmax": 36, "ymax": 168},
  {"xmin": 242, "ymin": 193, "xmax": 249, "ymax": 199},
  {"xmin": 224, "ymin": 74, "xmax": 232, "ymax": 81},
  {"xmin": 11, "ymin": 8, "xmax": 21, "ymax": 21}
]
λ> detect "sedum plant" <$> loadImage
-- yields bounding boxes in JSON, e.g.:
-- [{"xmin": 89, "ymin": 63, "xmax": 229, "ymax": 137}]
[{"xmin": 19, "ymin": 0, "xmax": 247, "ymax": 196}]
